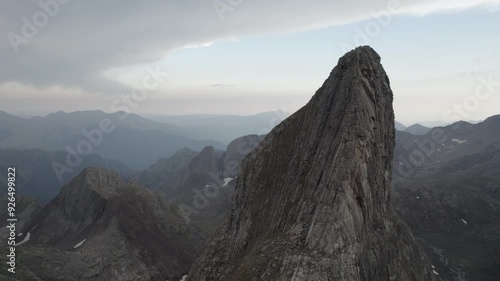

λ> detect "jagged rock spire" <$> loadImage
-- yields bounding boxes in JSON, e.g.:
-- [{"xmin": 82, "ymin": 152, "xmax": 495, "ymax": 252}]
[{"xmin": 187, "ymin": 46, "xmax": 437, "ymax": 281}]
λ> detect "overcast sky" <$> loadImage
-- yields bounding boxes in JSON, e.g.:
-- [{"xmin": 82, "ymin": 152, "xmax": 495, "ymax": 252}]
[{"xmin": 1, "ymin": 0, "xmax": 500, "ymax": 125}]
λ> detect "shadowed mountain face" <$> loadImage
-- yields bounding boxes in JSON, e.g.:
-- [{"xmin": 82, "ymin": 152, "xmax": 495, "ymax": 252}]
[
  {"xmin": 135, "ymin": 135, "xmax": 265, "ymax": 235},
  {"xmin": 187, "ymin": 47, "xmax": 437, "ymax": 281},
  {"xmin": 157, "ymin": 135, "xmax": 266, "ymax": 200},
  {"xmin": 137, "ymin": 147, "xmax": 200, "ymax": 190},
  {"xmin": 0, "ymin": 195, "xmax": 41, "ymax": 235},
  {"xmin": 3, "ymin": 167, "xmax": 205, "ymax": 281},
  {"xmin": 0, "ymin": 110, "xmax": 224, "ymax": 169},
  {"xmin": 392, "ymin": 115, "xmax": 500, "ymax": 281}
]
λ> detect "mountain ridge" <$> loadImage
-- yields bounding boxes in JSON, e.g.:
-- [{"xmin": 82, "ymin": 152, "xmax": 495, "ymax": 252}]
[{"xmin": 0, "ymin": 110, "xmax": 225, "ymax": 169}]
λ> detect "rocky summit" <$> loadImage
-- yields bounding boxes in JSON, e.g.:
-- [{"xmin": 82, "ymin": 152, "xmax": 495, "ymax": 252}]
[
  {"xmin": 187, "ymin": 46, "xmax": 438, "ymax": 281},
  {"xmin": 6, "ymin": 167, "xmax": 205, "ymax": 281}
]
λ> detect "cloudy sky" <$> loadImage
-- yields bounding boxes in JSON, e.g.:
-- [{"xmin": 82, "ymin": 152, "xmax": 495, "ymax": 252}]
[{"xmin": 1, "ymin": 0, "xmax": 500, "ymax": 125}]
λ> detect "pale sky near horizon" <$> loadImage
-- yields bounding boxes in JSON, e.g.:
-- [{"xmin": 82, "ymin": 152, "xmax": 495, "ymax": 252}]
[{"xmin": 1, "ymin": 0, "xmax": 500, "ymax": 125}]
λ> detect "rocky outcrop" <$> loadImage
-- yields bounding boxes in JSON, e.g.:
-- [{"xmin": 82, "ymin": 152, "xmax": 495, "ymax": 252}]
[
  {"xmin": 136, "ymin": 137, "xmax": 264, "ymax": 235},
  {"xmin": 10, "ymin": 167, "xmax": 205, "ymax": 281},
  {"xmin": 187, "ymin": 46, "xmax": 437, "ymax": 281},
  {"xmin": 137, "ymin": 147, "xmax": 199, "ymax": 189}
]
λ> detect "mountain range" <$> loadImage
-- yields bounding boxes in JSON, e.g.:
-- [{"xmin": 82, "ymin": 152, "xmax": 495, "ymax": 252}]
[
  {"xmin": 1, "ymin": 47, "xmax": 499, "ymax": 281},
  {"xmin": 149, "ymin": 112, "xmax": 287, "ymax": 144},
  {"xmin": 0, "ymin": 148, "xmax": 132, "ymax": 204},
  {"xmin": 0, "ymin": 110, "xmax": 224, "ymax": 169},
  {"xmin": 392, "ymin": 115, "xmax": 500, "ymax": 281}
]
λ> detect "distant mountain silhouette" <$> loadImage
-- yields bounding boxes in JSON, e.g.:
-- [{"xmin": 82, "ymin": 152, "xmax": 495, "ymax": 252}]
[
  {"xmin": 0, "ymin": 148, "xmax": 131, "ymax": 204},
  {"xmin": 0, "ymin": 110, "xmax": 224, "ymax": 169},
  {"xmin": 404, "ymin": 123, "xmax": 432, "ymax": 135},
  {"xmin": 150, "ymin": 111, "xmax": 288, "ymax": 144},
  {"xmin": 395, "ymin": 120, "xmax": 407, "ymax": 131}
]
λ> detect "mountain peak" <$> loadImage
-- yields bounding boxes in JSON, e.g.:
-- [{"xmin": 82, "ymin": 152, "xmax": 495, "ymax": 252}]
[
  {"xmin": 188, "ymin": 47, "xmax": 436, "ymax": 281},
  {"xmin": 63, "ymin": 167, "xmax": 123, "ymax": 199},
  {"xmin": 172, "ymin": 147, "xmax": 196, "ymax": 156},
  {"xmin": 16, "ymin": 166, "xmax": 205, "ymax": 280},
  {"xmin": 483, "ymin": 114, "xmax": 500, "ymax": 125},
  {"xmin": 199, "ymin": 145, "xmax": 215, "ymax": 155},
  {"xmin": 404, "ymin": 123, "xmax": 432, "ymax": 135},
  {"xmin": 341, "ymin": 45, "xmax": 381, "ymax": 63}
]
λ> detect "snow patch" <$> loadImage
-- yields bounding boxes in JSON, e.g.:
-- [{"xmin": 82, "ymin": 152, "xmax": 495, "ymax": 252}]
[
  {"xmin": 15, "ymin": 232, "xmax": 31, "ymax": 246},
  {"xmin": 17, "ymin": 233, "xmax": 22, "ymax": 237},
  {"xmin": 398, "ymin": 162, "xmax": 403, "ymax": 165},
  {"xmin": 73, "ymin": 239, "xmax": 86, "ymax": 249},
  {"xmin": 416, "ymin": 196, "xmax": 420, "ymax": 199},
  {"xmin": 205, "ymin": 184, "xmax": 211, "ymax": 188},
  {"xmin": 451, "ymin": 138, "xmax": 467, "ymax": 144},
  {"xmin": 433, "ymin": 269, "xmax": 439, "ymax": 276},
  {"xmin": 15, "ymin": 225, "xmax": 37, "ymax": 246},
  {"xmin": 223, "ymin": 177, "xmax": 234, "ymax": 187},
  {"xmin": 461, "ymin": 218, "xmax": 468, "ymax": 225},
  {"xmin": 179, "ymin": 275, "xmax": 188, "ymax": 281},
  {"xmin": 432, "ymin": 264, "xmax": 435, "ymax": 269}
]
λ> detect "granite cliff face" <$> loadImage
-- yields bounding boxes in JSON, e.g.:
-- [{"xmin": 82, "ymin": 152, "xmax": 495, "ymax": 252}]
[{"xmin": 187, "ymin": 46, "xmax": 437, "ymax": 281}]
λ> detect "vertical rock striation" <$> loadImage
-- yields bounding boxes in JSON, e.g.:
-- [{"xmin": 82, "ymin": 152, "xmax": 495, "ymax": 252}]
[{"xmin": 187, "ymin": 46, "xmax": 437, "ymax": 281}]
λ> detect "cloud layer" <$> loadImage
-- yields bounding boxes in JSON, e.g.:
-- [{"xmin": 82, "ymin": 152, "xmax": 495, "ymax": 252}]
[{"xmin": 1, "ymin": 0, "xmax": 499, "ymax": 97}]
